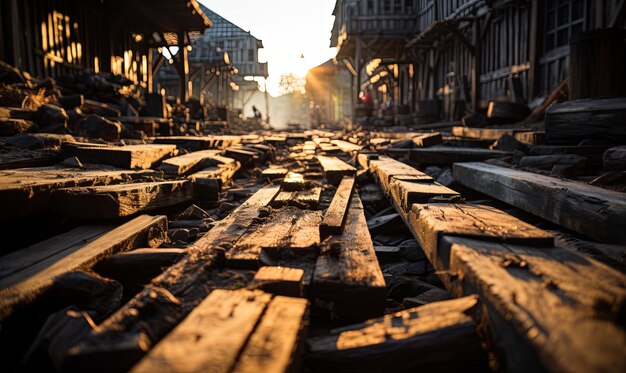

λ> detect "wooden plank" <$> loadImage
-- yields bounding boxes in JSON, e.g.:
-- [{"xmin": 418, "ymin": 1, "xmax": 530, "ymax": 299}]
[
  {"xmin": 306, "ymin": 296, "xmax": 487, "ymax": 373},
  {"xmin": 369, "ymin": 155, "xmax": 432, "ymax": 192},
  {"xmin": 451, "ymin": 126, "xmax": 524, "ymax": 140},
  {"xmin": 131, "ymin": 289, "xmax": 272, "ymax": 373},
  {"xmin": 412, "ymin": 132, "xmax": 443, "ymax": 147},
  {"xmin": 0, "ymin": 215, "xmax": 167, "ymax": 322},
  {"xmin": 96, "ymin": 248, "xmax": 185, "ymax": 287},
  {"xmin": 188, "ymin": 156, "xmax": 240, "ymax": 201},
  {"xmin": 545, "ymin": 97, "xmax": 626, "ymax": 144},
  {"xmin": 446, "ymin": 236, "xmax": 626, "ymax": 373},
  {"xmin": 64, "ymin": 186, "xmax": 280, "ymax": 371},
  {"xmin": 282, "ymin": 171, "xmax": 306, "ymax": 191},
  {"xmin": 272, "ymin": 187, "xmax": 322, "ymax": 209},
  {"xmin": 317, "ymin": 155, "xmax": 357, "ymax": 185},
  {"xmin": 408, "ymin": 203, "xmax": 554, "ymax": 267},
  {"xmin": 0, "ymin": 167, "xmax": 159, "ymax": 219},
  {"xmin": 52, "ymin": 180, "xmax": 193, "ymax": 219},
  {"xmin": 320, "ymin": 176, "xmax": 355, "ymax": 238},
  {"xmin": 76, "ymin": 144, "xmax": 178, "ymax": 169},
  {"xmin": 227, "ymin": 207, "xmax": 323, "ymax": 268},
  {"xmin": 312, "ymin": 194, "xmax": 386, "ymax": 322},
  {"xmin": 232, "ymin": 296, "xmax": 308, "ymax": 373},
  {"xmin": 409, "ymin": 146, "xmax": 511, "ymax": 166},
  {"xmin": 250, "ymin": 266, "xmax": 304, "ymax": 297},
  {"xmin": 453, "ymin": 162, "xmax": 626, "ymax": 244},
  {"xmin": 158, "ymin": 149, "xmax": 222, "ymax": 175},
  {"xmin": 390, "ymin": 178, "xmax": 460, "ymax": 212},
  {"xmin": 261, "ymin": 167, "xmax": 289, "ymax": 180},
  {"xmin": 330, "ymin": 139, "xmax": 363, "ymax": 153}
]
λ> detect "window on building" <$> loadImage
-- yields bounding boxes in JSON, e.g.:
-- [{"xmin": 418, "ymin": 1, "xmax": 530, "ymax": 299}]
[
  {"xmin": 248, "ymin": 49, "xmax": 255, "ymax": 61},
  {"xmin": 384, "ymin": 0, "xmax": 391, "ymax": 13},
  {"xmin": 394, "ymin": 0, "xmax": 402, "ymax": 13},
  {"xmin": 544, "ymin": 0, "xmax": 585, "ymax": 52},
  {"xmin": 405, "ymin": 0, "xmax": 413, "ymax": 13},
  {"xmin": 367, "ymin": 0, "xmax": 374, "ymax": 14}
]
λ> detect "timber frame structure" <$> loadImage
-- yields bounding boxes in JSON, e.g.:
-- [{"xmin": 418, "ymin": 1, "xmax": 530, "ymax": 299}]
[{"xmin": 331, "ymin": 0, "xmax": 626, "ymax": 122}]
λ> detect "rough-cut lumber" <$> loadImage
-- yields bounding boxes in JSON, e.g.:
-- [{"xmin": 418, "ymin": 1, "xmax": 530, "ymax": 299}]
[
  {"xmin": 95, "ymin": 248, "xmax": 185, "ymax": 288},
  {"xmin": 224, "ymin": 148, "xmax": 256, "ymax": 166},
  {"xmin": 312, "ymin": 194, "xmax": 386, "ymax": 322},
  {"xmin": 306, "ymin": 296, "xmax": 486, "ymax": 373},
  {"xmin": 152, "ymin": 135, "xmax": 241, "ymax": 150},
  {"xmin": 320, "ymin": 176, "xmax": 355, "ymax": 237},
  {"xmin": 317, "ymin": 155, "xmax": 356, "ymax": 185},
  {"xmin": 409, "ymin": 146, "xmax": 511, "ymax": 165},
  {"xmin": 330, "ymin": 139, "xmax": 363, "ymax": 153},
  {"xmin": 227, "ymin": 207, "xmax": 322, "ymax": 268},
  {"xmin": 231, "ymin": 296, "xmax": 308, "ymax": 373},
  {"xmin": 188, "ymin": 156, "xmax": 240, "ymax": 201},
  {"xmin": 451, "ymin": 126, "xmax": 524, "ymax": 140},
  {"xmin": 603, "ymin": 145, "xmax": 626, "ymax": 170},
  {"xmin": 64, "ymin": 186, "xmax": 280, "ymax": 372},
  {"xmin": 453, "ymin": 162, "xmax": 626, "ymax": 244},
  {"xmin": 0, "ymin": 118, "xmax": 37, "ymax": 135},
  {"xmin": 250, "ymin": 266, "xmax": 304, "ymax": 297},
  {"xmin": 282, "ymin": 171, "xmax": 306, "ymax": 191},
  {"xmin": 0, "ymin": 167, "xmax": 158, "ymax": 219},
  {"xmin": 390, "ymin": 178, "xmax": 460, "ymax": 212},
  {"xmin": 545, "ymin": 97, "xmax": 626, "ymax": 144},
  {"xmin": 261, "ymin": 167, "xmax": 289, "ymax": 180},
  {"xmin": 52, "ymin": 180, "xmax": 193, "ymax": 219},
  {"xmin": 0, "ymin": 215, "xmax": 167, "ymax": 322},
  {"xmin": 76, "ymin": 144, "xmax": 177, "ymax": 169},
  {"xmin": 529, "ymin": 144, "xmax": 610, "ymax": 168},
  {"xmin": 446, "ymin": 236, "xmax": 626, "ymax": 373},
  {"xmin": 412, "ymin": 132, "xmax": 443, "ymax": 147},
  {"xmin": 131, "ymin": 289, "xmax": 272, "ymax": 373},
  {"xmin": 272, "ymin": 187, "xmax": 322, "ymax": 209},
  {"xmin": 407, "ymin": 203, "xmax": 554, "ymax": 266},
  {"xmin": 158, "ymin": 149, "xmax": 221, "ymax": 175},
  {"xmin": 369, "ymin": 155, "xmax": 432, "ymax": 192}
]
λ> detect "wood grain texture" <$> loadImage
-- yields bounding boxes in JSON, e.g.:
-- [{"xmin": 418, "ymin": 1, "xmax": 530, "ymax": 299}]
[
  {"xmin": 320, "ymin": 176, "xmax": 355, "ymax": 237},
  {"xmin": 312, "ymin": 194, "xmax": 386, "ymax": 322},
  {"xmin": 250, "ymin": 266, "xmax": 304, "ymax": 297},
  {"xmin": 446, "ymin": 236, "xmax": 626, "ymax": 373},
  {"xmin": 131, "ymin": 289, "xmax": 272, "ymax": 373},
  {"xmin": 408, "ymin": 203, "xmax": 553, "ymax": 266},
  {"xmin": 76, "ymin": 144, "xmax": 178, "ymax": 169},
  {"xmin": 306, "ymin": 295, "xmax": 487, "ymax": 373},
  {"xmin": 390, "ymin": 178, "xmax": 460, "ymax": 212},
  {"xmin": 0, "ymin": 167, "xmax": 159, "ymax": 219},
  {"xmin": 412, "ymin": 132, "xmax": 443, "ymax": 147},
  {"xmin": 369, "ymin": 155, "xmax": 432, "ymax": 192},
  {"xmin": 232, "ymin": 296, "xmax": 309, "ymax": 373},
  {"xmin": 52, "ymin": 180, "xmax": 193, "ymax": 219},
  {"xmin": 0, "ymin": 215, "xmax": 167, "ymax": 322},
  {"xmin": 272, "ymin": 187, "xmax": 322, "ymax": 209},
  {"xmin": 317, "ymin": 155, "xmax": 356, "ymax": 185},
  {"xmin": 158, "ymin": 149, "xmax": 222, "ymax": 175},
  {"xmin": 453, "ymin": 162, "xmax": 626, "ymax": 243}
]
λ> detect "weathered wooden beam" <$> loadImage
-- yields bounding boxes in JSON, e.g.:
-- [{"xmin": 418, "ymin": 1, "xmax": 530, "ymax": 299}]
[
  {"xmin": 158, "ymin": 149, "xmax": 222, "ymax": 175},
  {"xmin": 0, "ymin": 167, "xmax": 159, "ymax": 220},
  {"xmin": 453, "ymin": 162, "xmax": 626, "ymax": 244},
  {"xmin": 52, "ymin": 180, "xmax": 193, "ymax": 219},
  {"xmin": 306, "ymin": 296, "xmax": 487, "ymax": 373},
  {"xmin": 76, "ymin": 145, "xmax": 178, "ymax": 169},
  {"xmin": 409, "ymin": 146, "xmax": 511, "ymax": 166},
  {"xmin": 63, "ymin": 186, "xmax": 280, "ymax": 372},
  {"xmin": 369, "ymin": 155, "xmax": 432, "ymax": 192},
  {"xmin": 0, "ymin": 215, "xmax": 167, "ymax": 322},
  {"xmin": 319, "ymin": 176, "xmax": 355, "ymax": 238},
  {"xmin": 95, "ymin": 248, "xmax": 185, "ymax": 286},
  {"xmin": 412, "ymin": 132, "xmax": 443, "ymax": 147},
  {"xmin": 312, "ymin": 194, "xmax": 386, "ymax": 322},
  {"xmin": 330, "ymin": 139, "xmax": 363, "ymax": 153},
  {"xmin": 272, "ymin": 187, "xmax": 322, "ymax": 210},
  {"xmin": 317, "ymin": 155, "xmax": 357, "ymax": 185},
  {"xmin": 446, "ymin": 236, "xmax": 626, "ymax": 373},
  {"xmin": 250, "ymin": 266, "xmax": 304, "ymax": 297},
  {"xmin": 390, "ymin": 178, "xmax": 460, "ymax": 212}
]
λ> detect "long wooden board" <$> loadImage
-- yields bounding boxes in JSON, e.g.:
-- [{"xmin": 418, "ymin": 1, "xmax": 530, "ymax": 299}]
[
  {"xmin": 319, "ymin": 176, "xmax": 355, "ymax": 237},
  {"xmin": 390, "ymin": 178, "xmax": 460, "ymax": 212},
  {"xmin": 306, "ymin": 296, "xmax": 486, "ymax": 372},
  {"xmin": 0, "ymin": 215, "xmax": 167, "ymax": 322},
  {"xmin": 409, "ymin": 146, "xmax": 511, "ymax": 165},
  {"xmin": 52, "ymin": 180, "xmax": 193, "ymax": 219},
  {"xmin": 64, "ymin": 186, "xmax": 280, "ymax": 371},
  {"xmin": 453, "ymin": 162, "xmax": 626, "ymax": 244},
  {"xmin": 312, "ymin": 194, "xmax": 386, "ymax": 322},
  {"xmin": 369, "ymin": 155, "xmax": 432, "ymax": 192},
  {"xmin": 0, "ymin": 167, "xmax": 159, "ymax": 219},
  {"xmin": 158, "ymin": 149, "xmax": 222, "ymax": 175},
  {"xmin": 446, "ymin": 236, "xmax": 626, "ymax": 373},
  {"xmin": 317, "ymin": 155, "xmax": 356, "ymax": 185},
  {"xmin": 76, "ymin": 144, "xmax": 177, "ymax": 169}
]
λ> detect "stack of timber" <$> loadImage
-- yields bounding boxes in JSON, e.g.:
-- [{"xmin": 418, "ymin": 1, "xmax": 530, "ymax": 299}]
[{"xmin": 365, "ymin": 154, "xmax": 626, "ymax": 372}]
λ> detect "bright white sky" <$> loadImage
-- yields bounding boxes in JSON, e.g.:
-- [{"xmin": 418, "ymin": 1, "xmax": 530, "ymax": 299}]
[{"xmin": 199, "ymin": 0, "xmax": 338, "ymax": 96}]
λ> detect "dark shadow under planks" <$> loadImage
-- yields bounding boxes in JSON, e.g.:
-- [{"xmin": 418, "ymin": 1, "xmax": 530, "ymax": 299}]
[
  {"xmin": 76, "ymin": 144, "xmax": 178, "ymax": 169},
  {"xmin": 312, "ymin": 194, "xmax": 386, "ymax": 323},
  {"xmin": 320, "ymin": 176, "xmax": 355, "ymax": 238},
  {"xmin": 52, "ymin": 180, "xmax": 194, "ymax": 219},
  {"xmin": 305, "ymin": 295, "xmax": 487, "ymax": 373},
  {"xmin": 409, "ymin": 146, "xmax": 511, "ymax": 166},
  {"xmin": 0, "ymin": 215, "xmax": 167, "ymax": 322},
  {"xmin": 453, "ymin": 162, "xmax": 626, "ymax": 244}
]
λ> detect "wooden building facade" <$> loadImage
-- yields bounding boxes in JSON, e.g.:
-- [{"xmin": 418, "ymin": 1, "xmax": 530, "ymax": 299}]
[
  {"xmin": 332, "ymin": 0, "xmax": 626, "ymax": 122},
  {"xmin": 0, "ymin": 0, "xmax": 211, "ymax": 100}
]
